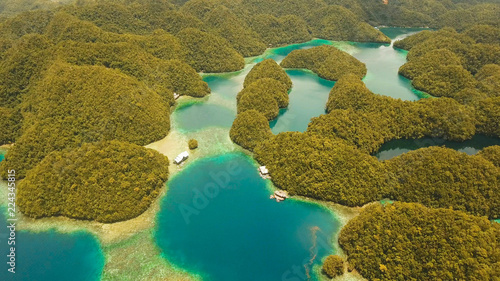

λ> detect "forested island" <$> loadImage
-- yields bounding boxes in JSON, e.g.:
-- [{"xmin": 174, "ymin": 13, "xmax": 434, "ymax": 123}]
[
  {"xmin": 280, "ymin": 45, "xmax": 367, "ymax": 80},
  {"xmin": 0, "ymin": 0, "xmax": 499, "ymax": 280}
]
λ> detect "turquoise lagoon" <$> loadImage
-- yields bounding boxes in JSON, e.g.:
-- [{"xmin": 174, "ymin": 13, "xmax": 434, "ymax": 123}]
[
  {"xmin": 174, "ymin": 28, "xmax": 429, "ymax": 133},
  {"xmin": 0, "ymin": 209, "xmax": 104, "ymax": 281},
  {"xmin": 158, "ymin": 28, "xmax": 472, "ymax": 281},
  {"xmin": 0, "ymin": 155, "xmax": 104, "ymax": 281},
  {"xmin": 155, "ymin": 153, "xmax": 339, "ymax": 281}
]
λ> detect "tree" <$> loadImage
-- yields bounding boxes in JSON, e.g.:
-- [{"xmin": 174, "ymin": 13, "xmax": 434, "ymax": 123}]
[
  {"xmin": 230, "ymin": 110, "xmax": 272, "ymax": 151},
  {"xmin": 322, "ymin": 255, "xmax": 344, "ymax": 278},
  {"xmin": 176, "ymin": 27, "xmax": 244, "ymax": 73},
  {"xmin": 339, "ymin": 203, "xmax": 500, "ymax": 280},
  {"xmin": 188, "ymin": 139, "xmax": 198, "ymax": 150}
]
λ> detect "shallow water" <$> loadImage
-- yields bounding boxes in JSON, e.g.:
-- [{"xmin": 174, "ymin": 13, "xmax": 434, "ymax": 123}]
[
  {"xmin": 173, "ymin": 102, "xmax": 235, "ymax": 133},
  {"xmin": 155, "ymin": 153, "xmax": 339, "ymax": 281},
  {"xmin": 374, "ymin": 135, "xmax": 500, "ymax": 160}
]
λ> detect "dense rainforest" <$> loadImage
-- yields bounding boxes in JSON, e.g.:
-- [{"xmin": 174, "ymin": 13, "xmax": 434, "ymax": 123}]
[
  {"xmin": 339, "ymin": 203, "xmax": 500, "ymax": 281},
  {"xmin": 478, "ymin": 146, "xmax": 500, "ymax": 167},
  {"xmin": 0, "ymin": 2, "xmax": 499, "ymax": 279},
  {"xmin": 0, "ymin": 63, "xmax": 171, "ymax": 178},
  {"xmin": 17, "ymin": 141, "xmax": 170, "ymax": 223},
  {"xmin": 280, "ymin": 45, "xmax": 367, "ymax": 81},
  {"xmin": 230, "ymin": 59, "xmax": 291, "ymax": 148},
  {"xmin": 228, "ymin": 28, "xmax": 500, "ymax": 221}
]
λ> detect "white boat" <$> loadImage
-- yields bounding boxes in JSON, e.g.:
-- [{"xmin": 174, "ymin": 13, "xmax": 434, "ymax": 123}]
[
  {"xmin": 174, "ymin": 92, "xmax": 180, "ymax": 100},
  {"xmin": 174, "ymin": 151, "xmax": 189, "ymax": 164}
]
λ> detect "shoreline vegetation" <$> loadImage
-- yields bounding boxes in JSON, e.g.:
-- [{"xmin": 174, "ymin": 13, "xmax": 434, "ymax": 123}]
[{"xmin": 1, "ymin": 0, "xmax": 499, "ymax": 280}]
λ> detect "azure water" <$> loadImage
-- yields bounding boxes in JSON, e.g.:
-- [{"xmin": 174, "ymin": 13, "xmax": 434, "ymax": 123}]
[
  {"xmin": 0, "ymin": 206, "xmax": 104, "ymax": 281},
  {"xmin": 175, "ymin": 28, "xmax": 427, "ymax": 134},
  {"xmin": 155, "ymin": 153, "xmax": 339, "ymax": 281}
]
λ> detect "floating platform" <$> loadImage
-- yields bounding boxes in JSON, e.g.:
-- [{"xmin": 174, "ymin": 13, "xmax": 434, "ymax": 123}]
[{"xmin": 270, "ymin": 190, "xmax": 289, "ymax": 202}]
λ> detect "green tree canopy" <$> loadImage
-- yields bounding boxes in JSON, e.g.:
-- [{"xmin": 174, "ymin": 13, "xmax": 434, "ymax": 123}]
[
  {"xmin": 399, "ymin": 48, "xmax": 463, "ymax": 80},
  {"xmin": 339, "ymin": 203, "xmax": 500, "ymax": 280},
  {"xmin": 0, "ymin": 63, "xmax": 170, "ymax": 178},
  {"xmin": 236, "ymin": 78, "xmax": 289, "ymax": 108},
  {"xmin": 254, "ymin": 132, "xmax": 388, "ymax": 206},
  {"xmin": 17, "ymin": 140, "xmax": 170, "ymax": 223},
  {"xmin": 412, "ymin": 65, "xmax": 477, "ymax": 98},
  {"xmin": 249, "ymin": 14, "xmax": 311, "ymax": 46},
  {"xmin": 307, "ymin": 6, "xmax": 390, "ymax": 43},
  {"xmin": 229, "ymin": 110, "xmax": 273, "ymax": 151},
  {"xmin": 237, "ymin": 89, "xmax": 279, "ymax": 120},
  {"xmin": 387, "ymin": 147, "xmax": 500, "ymax": 219},
  {"xmin": 244, "ymin": 59, "xmax": 292, "ymax": 89},
  {"xmin": 281, "ymin": 45, "xmax": 366, "ymax": 81},
  {"xmin": 177, "ymin": 27, "xmax": 245, "ymax": 73},
  {"xmin": 478, "ymin": 145, "xmax": 500, "ymax": 167},
  {"xmin": 322, "ymin": 255, "xmax": 344, "ymax": 278}
]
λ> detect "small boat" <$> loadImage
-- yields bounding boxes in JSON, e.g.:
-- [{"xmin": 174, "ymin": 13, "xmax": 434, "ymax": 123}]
[
  {"xmin": 174, "ymin": 92, "xmax": 180, "ymax": 100},
  {"xmin": 174, "ymin": 151, "xmax": 189, "ymax": 164}
]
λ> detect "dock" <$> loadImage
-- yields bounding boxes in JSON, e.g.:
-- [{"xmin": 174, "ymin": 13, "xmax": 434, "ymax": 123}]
[
  {"xmin": 259, "ymin": 166, "xmax": 271, "ymax": 179},
  {"xmin": 270, "ymin": 190, "xmax": 289, "ymax": 202}
]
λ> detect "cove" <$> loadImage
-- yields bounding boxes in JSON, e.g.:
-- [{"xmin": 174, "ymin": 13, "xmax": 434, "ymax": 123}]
[
  {"xmin": 155, "ymin": 153, "xmax": 339, "ymax": 281},
  {"xmin": 270, "ymin": 70, "xmax": 335, "ymax": 133},
  {"xmin": 374, "ymin": 135, "xmax": 500, "ymax": 160},
  {"xmin": 0, "ymin": 206, "xmax": 104, "ymax": 281},
  {"xmin": 175, "ymin": 28, "xmax": 424, "ymax": 135},
  {"xmin": 336, "ymin": 27, "xmax": 428, "ymax": 101},
  {"xmin": 173, "ymin": 102, "xmax": 235, "ymax": 133}
]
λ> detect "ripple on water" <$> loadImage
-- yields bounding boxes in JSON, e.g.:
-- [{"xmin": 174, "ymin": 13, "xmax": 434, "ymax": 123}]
[{"xmin": 155, "ymin": 153, "xmax": 340, "ymax": 281}]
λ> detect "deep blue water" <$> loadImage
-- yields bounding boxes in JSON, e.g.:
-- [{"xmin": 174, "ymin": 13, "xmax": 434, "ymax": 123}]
[
  {"xmin": 155, "ymin": 153, "xmax": 339, "ymax": 281},
  {"xmin": 0, "ymin": 206, "xmax": 104, "ymax": 281},
  {"xmin": 0, "ymin": 153, "xmax": 104, "ymax": 281}
]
